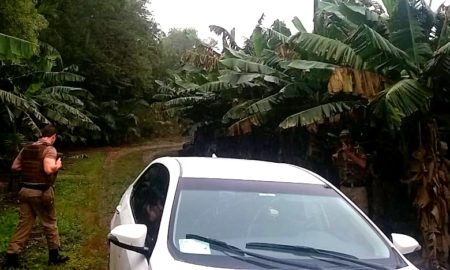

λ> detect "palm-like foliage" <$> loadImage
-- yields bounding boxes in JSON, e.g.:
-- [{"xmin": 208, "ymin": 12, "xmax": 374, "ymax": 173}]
[
  {"xmin": 0, "ymin": 33, "xmax": 99, "ymax": 142},
  {"xmin": 347, "ymin": 24, "xmax": 417, "ymax": 72},
  {"xmin": 209, "ymin": 25, "xmax": 240, "ymax": 50},
  {"xmin": 19, "ymin": 67, "xmax": 100, "ymax": 137},
  {"xmin": 158, "ymin": 1, "xmax": 450, "ymax": 268},
  {"xmin": 302, "ymin": 0, "xmax": 445, "ymax": 127},
  {"xmin": 0, "ymin": 33, "xmax": 38, "ymax": 60},
  {"xmin": 163, "ymin": 17, "xmax": 366, "ymax": 134},
  {"xmin": 279, "ymin": 101, "xmax": 363, "ymax": 129},
  {"xmin": 289, "ymin": 31, "xmax": 365, "ymax": 69},
  {"xmin": 372, "ymin": 79, "xmax": 432, "ymax": 127},
  {"xmin": 389, "ymin": 0, "xmax": 433, "ymax": 67},
  {"xmin": 153, "ymin": 73, "xmax": 226, "ymax": 124},
  {"xmin": 0, "ymin": 89, "xmax": 32, "ymax": 111},
  {"xmin": 163, "ymin": 0, "xmax": 449, "ymax": 133}
]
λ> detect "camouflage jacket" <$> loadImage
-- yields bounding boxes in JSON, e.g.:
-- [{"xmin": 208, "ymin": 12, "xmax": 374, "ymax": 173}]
[{"xmin": 334, "ymin": 145, "xmax": 367, "ymax": 184}]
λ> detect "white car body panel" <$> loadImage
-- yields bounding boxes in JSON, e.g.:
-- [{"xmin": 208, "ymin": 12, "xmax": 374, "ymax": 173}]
[
  {"xmin": 177, "ymin": 157, "xmax": 324, "ymax": 184},
  {"xmin": 109, "ymin": 157, "xmax": 419, "ymax": 270}
]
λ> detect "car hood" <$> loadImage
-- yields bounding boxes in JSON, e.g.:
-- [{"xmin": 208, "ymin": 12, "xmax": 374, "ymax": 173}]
[{"xmin": 150, "ymin": 256, "xmax": 419, "ymax": 270}]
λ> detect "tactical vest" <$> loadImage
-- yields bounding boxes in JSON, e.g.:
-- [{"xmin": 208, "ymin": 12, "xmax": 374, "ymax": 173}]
[{"xmin": 20, "ymin": 143, "xmax": 54, "ymax": 185}]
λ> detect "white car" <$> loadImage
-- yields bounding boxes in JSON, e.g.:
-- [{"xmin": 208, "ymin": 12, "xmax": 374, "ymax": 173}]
[{"xmin": 109, "ymin": 157, "xmax": 420, "ymax": 270}]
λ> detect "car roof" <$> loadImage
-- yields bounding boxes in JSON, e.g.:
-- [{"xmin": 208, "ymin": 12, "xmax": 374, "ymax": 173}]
[{"xmin": 172, "ymin": 157, "xmax": 325, "ymax": 185}]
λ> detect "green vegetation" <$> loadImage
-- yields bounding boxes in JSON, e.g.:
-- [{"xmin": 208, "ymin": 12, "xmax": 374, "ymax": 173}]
[
  {"xmin": 0, "ymin": 0, "xmax": 48, "ymax": 43},
  {"xmin": 0, "ymin": 208, "xmax": 18, "ymax": 251},
  {"xmin": 155, "ymin": 1, "xmax": 450, "ymax": 268},
  {"xmin": 2, "ymin": 0, "xmax": 450, "ymax": 268},
  {"xmin": 0, "ymin": 0, "xmax": 175, "ymax": 151},
  {"xmin": 161, "ymin": 28, "xmax": 203, "ymax": 70},
  {"xmin": 38, "ymin": 0, "xmax": 165, "ymax": 144}
]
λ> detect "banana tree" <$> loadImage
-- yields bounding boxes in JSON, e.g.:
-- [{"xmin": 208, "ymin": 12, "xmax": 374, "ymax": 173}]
[
  {"xmin": 164, "ymin": 0, "xmax": 444, "ymax": 141},
  {"xmin": 0, "ymin": 33, "xmax": 99, "ymax": 142},
  {"xmin": 163, "ymin": 16, "xmax": 367, "ymax": 137},
  {"xmin": 163, "ymin": 1, "xmax": 450, "ymax": 267},
  {"xmin": 0, "ymin": 33, "xmax": 47, "ymax": 138},
  {"xmin": 211, "ymin": 23, "xmax": 366, "ymax": 134},
  {"xmin": 288, "ymin": 1, "xmax": 450, "ymax": 267},
  {"xmin": 277, "ymin": 0, "xmax": 437, "ymax": 130}
]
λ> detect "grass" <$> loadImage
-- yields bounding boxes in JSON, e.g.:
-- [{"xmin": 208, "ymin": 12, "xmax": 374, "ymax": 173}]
[
  {"xmin": 0, "ymin": 207, "xmax": 18, "ymax": 251},
  {"xmin": 0, "ymin": 149, "xmax": 148, "ymax": 269}
]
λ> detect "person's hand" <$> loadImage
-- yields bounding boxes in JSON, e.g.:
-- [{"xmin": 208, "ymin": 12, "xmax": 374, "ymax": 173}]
[
  {"xmin": 332, "ymin": 153, "xmax": 339, "ymax": 160},
  {"xmin": 341, "ymin": 142, "xmax": 348, "ymax": 151},
  {"xmin": 342, "ymin": 143, "xmax": 353, "ymax": 153},
  {"xmin": 56, "ymin": 158, "xmax": 63, "ymax": 170}
]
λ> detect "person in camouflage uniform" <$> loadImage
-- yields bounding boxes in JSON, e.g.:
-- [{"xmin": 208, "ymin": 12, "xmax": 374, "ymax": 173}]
[
  {"xmin": 3, "ymin": 125, "xmax": 69, "ymax": 269},
  {"xmin": 332, "ymin": 129, "xmax": 369, "ymax": 214}
]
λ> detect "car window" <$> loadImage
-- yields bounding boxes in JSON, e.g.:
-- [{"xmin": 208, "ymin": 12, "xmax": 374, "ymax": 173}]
[
  {"xmin": 130, "ymin": 163, "xmax": 169, "ymax": 254},
  {"xmin": 168, "ymin": 178, "xmax": 399, "ymax": 269}
]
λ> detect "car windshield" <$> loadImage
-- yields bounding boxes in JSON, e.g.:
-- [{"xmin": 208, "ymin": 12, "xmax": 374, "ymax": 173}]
[{"xmin": 168, "ymin": 178, "xmax": 403, "ymax": 269}]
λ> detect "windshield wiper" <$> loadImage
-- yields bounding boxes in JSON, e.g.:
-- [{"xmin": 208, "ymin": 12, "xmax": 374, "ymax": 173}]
[
  {"xmin": 186, "ymin": 234, "xmax": 324, "ymax": 269},
  {"xmin": 246, "ymin": 242, "xmax": 392, "ymax": 270}
]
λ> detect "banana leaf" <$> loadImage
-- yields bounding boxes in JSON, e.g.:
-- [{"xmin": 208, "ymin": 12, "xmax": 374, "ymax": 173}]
[
  {"xmin": 252, "ymin": 26, "xmax": 264, "ymax": 57},
  {"xmin": 292, "ymin": 16, "xmax": 307, "ymax": 32},
  {"xmin": 279, "ymin": 101, "xmax": 362, "ymax": 129},
  {"xmin": 390, "ymin": 0, "xmax": 433, "ymax": 67},
  {"xmin": 425, "ymin": 41, "xmax": 450, "ymax": 77},
  {"xmin": 218, "ymin": 71, "xmax": 280, "ymax": 85},
  {"xmin": 228, "ymin": 113, "xmax": 266, "ymax": 136},
  {"xmin": 382, "ymin": 0, "xmax": 397, "ymax": 16},
  {"xmin": 347, "ymin": 24, "xmax": 417, "ymax": 72},
  {"xmin": 289, "ymin": 32, "xmax": 364, "ymax": 69},
  {"xmin": 222, "ymin": 100, "xmax": 257, "ymax": 122},
  {"xmin": 247, "ymin": 93, "xmax": 284, "ymax": 115},
  {"xmin": 39, "ymin": 92, "xmax": 84, "ymax": 107},
  {"xmin": 220, "ymin": 58, "xmax": 280, "ymax": 75},
  {"xmin": 264, "ymin": 28, "xmax": 290, "ymax": 44},
  {"xmin": 33, "ymin": 72, "xmax": 85, "ymax": 85},
  {"xmin": 222, "ymin": 48, "xmax": 257, "ymax": 61},
  {"xmin": 153, "ymin": 94, "xmax": 174, "ymax": 101},
  {"xmin": 0, "ymin": 89, "xmax": 30, "ymax": 110},
  {"xmin": 22, "ymin": 113, "xmax": 43, "ymax": 137},
  {"xmin": 372, "ymin": 79, "xmax": 432, "ymax": 127},
  {"xmin": 164, "ymin": 96, "xmax": 206, "ymax": 108},
  {"xmin": 198, "ymin": 81, "xmax": 233, "ymax": 92},
  {"xmin": 287, "ymin": 60, "xmax": 337, "ymax": 70},
  {"xmin": 42, "ymin": 86, "xmax": 94, "ymax": 100},
  {"xmin": 38, "ymin": 98, "xmax": 100, "ymax": 130},
  {"xmin": 0, "ymin": 33, "xmax": 38, "ymax": 60}
]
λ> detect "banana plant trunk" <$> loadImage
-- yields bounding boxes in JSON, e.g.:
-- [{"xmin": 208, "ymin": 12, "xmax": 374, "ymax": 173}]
[{"xmin": 407, "ymin": 119, "xmax": 450, "ymax": 269}]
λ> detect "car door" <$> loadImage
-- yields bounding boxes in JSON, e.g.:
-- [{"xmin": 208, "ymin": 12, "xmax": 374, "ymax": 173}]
[
  {"xmin": 130, "ymin": 164, "xmax": 170, "ymax": 252},
  {"xmin": 109, "ymin": 163, "xmax": 170, "ymax": 270}
]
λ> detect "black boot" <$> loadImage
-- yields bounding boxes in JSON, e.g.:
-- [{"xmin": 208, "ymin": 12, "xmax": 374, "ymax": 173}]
[
  {"xmin": 48, "ymin": 249, "xmax": 69, "ymax": 265},
  {"xmin": 3, "ymin": 253, "xmax": 19, "ymax": 269}
]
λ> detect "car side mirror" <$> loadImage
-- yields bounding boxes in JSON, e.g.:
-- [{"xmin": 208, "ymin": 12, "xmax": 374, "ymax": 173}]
[
  {"xmin": 108, "ymin": 224, "xmax": 150, "ymax": 257},
  {"xmin": 391, "ymin": 233, "xmax": 421, "ymax": 255}
]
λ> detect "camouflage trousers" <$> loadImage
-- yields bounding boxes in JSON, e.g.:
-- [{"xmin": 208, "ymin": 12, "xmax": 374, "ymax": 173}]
[{"xmin": 7, "ymin": 187, "xmax": 60, "ymax": 254}]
